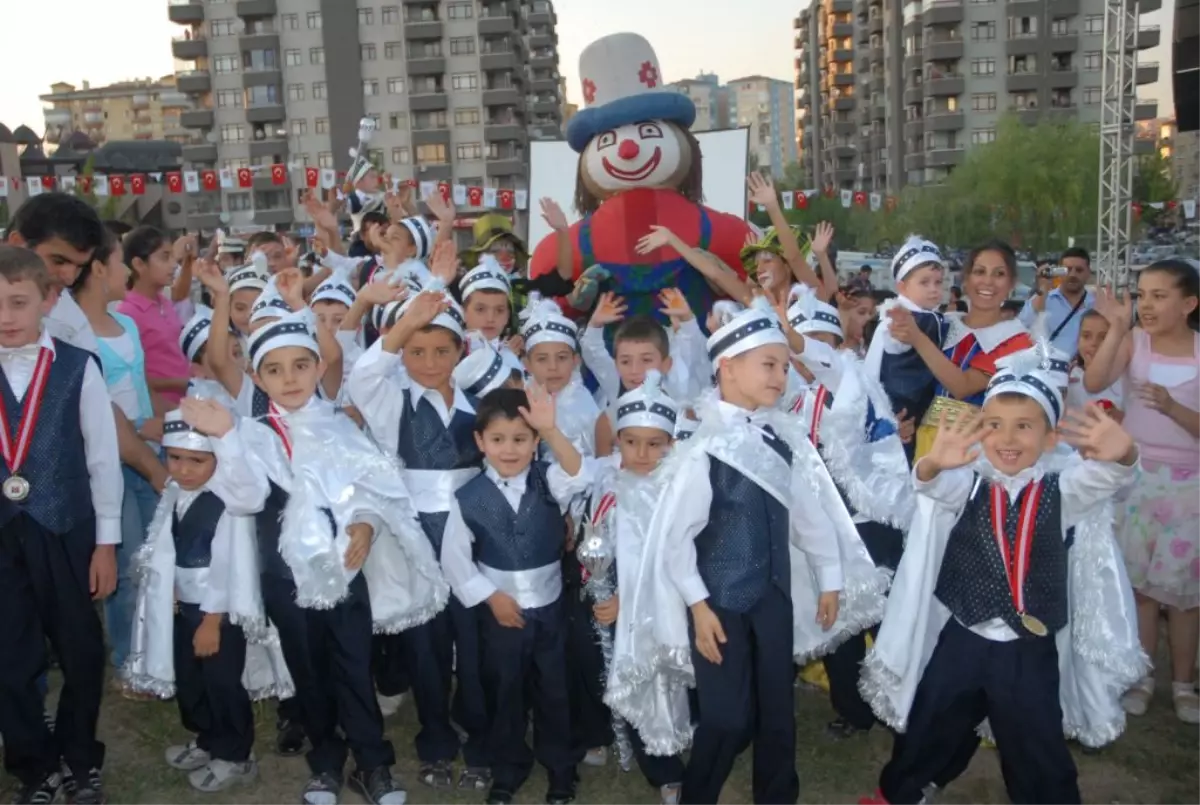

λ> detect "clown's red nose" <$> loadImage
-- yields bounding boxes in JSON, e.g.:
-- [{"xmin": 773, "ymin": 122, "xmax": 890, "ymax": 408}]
[{"xmin": 618, "ymin": 139, "xmax": 640, "ymax": 160}]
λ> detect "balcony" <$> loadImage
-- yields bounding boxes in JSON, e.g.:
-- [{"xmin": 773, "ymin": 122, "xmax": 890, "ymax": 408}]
[
  {"xmin": 236, "ymin": 0, "xmax": 276, "ymax": 16},
  {"xmin": 43, "ymin": 108, "xmax": 72, "ymax": 128},
  {"xmin": 926, "ymin": 147, "xmax": 964, "ymax": 167},
  {"xmin": 834, "ymin": 120, "xmax": 855, "ymax": 136},
  {"xmin": 407, "ymin": 55, "xmax": 447, "ymax": 76},
  {"xmin": 832, "ymin": 22, "xmax": 854, "ymax": 37},
  {"xmin": 832, "ymin": 47, "xmax": 855, "ymax": 62},
  {"xmin": 834, "ymin": 96, "xmax": 856, "ymax": 111},
  {"xmin": 168, "ymin": 0, "xmax": 204, "ymax": 25},
  {"xmin": 246, "ymin": 102, "xmax": 286, "ymax": 124},
  {"xmin": 905, "ymin": 152, "xmax": 926, "ymax": 171},
  {"xmin": 486, "ymin": 158, "xmax": 526, "ymax": 177},
  {"xmin": 1006, "ymin": 73, "xmax": 1042, "ymax": 92},
  {"xmin": 905, "ymin": 118, "xmax": 924, "ymax": 139},
  {"xmin": 1134, "ymin": 101, "xmax": 1157, "ymax": 120},
  {"xmin": 530, "ymin": 97, "xmax": 558, "ymax": 115},
  {"xmin": 83, "ymin": 110, "xmax": 104, "ymax": 125},
  {"xmin": 1136, "ymin": 62, "xmax": 1159, "ymax": 85},
  {"xmin": 248, "ymin": 139, "xmax": 287, "ymax": 159},
  {"xmin": 926, "ymin": 75, "xmax": 964, "ymax": 96},
  {"xmin": 1047, "ymin": 68, "xmax": 1078, "ymax": 89},
  {"xmin": 181, "ymin": 142, "xmax": 218, "ymax": 163},
  {"xmin": 186, "ymin": 211, "xmax": 223, "ymax": 229},
  {"xmin": 160, "ymin": 90, "xmax": 190, "ymax": 107},
  {"xmin": 831, "ymin": 143, "xmax": 857, "ymax": 158},
  {"xmin": 407, "ymin": 20, "xmax": 444, "ymax": 39},
  {"xmin": 872, "ymin": 101, "xmax": 886, "ymax": 120},
  {"xmin": 528, "ymin": 4, "xmax": 555, "ymax": 25},
  {"xmin": 529, "ymin": 49, "xmax": 556, "ymax": 69},
  {"xmin": 1049, "ymin": 0, "xmax": 1079, "ymax": 13},
  {"xmin": 529, "ymin": 29, "xmax": 557, "ymax": 48},
  {"xmin": 926, "ymin": 38, "xmax": 963, "ymax": 60},
  {"xmin": 1050, "ymin": 33, "xmax": 1079, "ymax": 52},
  {"xmin": 239, "ymin": 32, "xmax": 279, "ymax": 52},
  {"xmin": 485, "ymin": 121, "xmax": 527, "ymax": 142},
  {"xmin": 834, "ymin": 167, "xmax": 858, "ymax": 184},
  {"xmin": 905, "ymin": 85, "xmax": 923, "ymax": 106},
  {"xmin": 176, "ymin": 71, "xmax": 211, "ymax": 94},
  {"xmin": 408, "ymin": 91, "xmax": 449, "ymax": 112},
  {"xmin": 481, "ymin": 50, "xmax": 519, "ymax": 71},
  {"xmin": 870, "ymin": 45, "xmax": 884, "ymax": 62},
  {"xmin": 411, "ymin": 130, "xmax": 451, "ymax": 150},
  {"xmin": 255, "ymin": 208, "xmax": 295, "ymax": 227},
  {"xmin": 833, "ymin": 73, "xmax": 856, "ymax": 87},
  {"xmin": 870, "ymin": 16, "xmax": 883, "ymax": 35},
  {"xmin": 484, "ymin": 86, "xmax": 522, "ymax": 107},
  {"xmin": 1135, "ymin": 25, "xmax": 1160, "ymax": 50},
  {"xmin": 180, "ymin": 109, "xmax": 214, "ymax": 128},
  {"xmin": 1133, "ymin": 138, "xmax": 1156, "ymax": 155},
  {"xmin": 832, "ymin": 0, "xmax": 853, "ymax": 10},
  {"xmin": 1010, "ymin": 107, "xmax": 1041, "ymax": 125},
  {"xmin": 242, "ymin": 69, "xmax": 282, "ymax": 89},
  {"xmin": 172, "ymin": 36, "xmax": 207, "ymax": 60},
  {"xmin": 1137, "ymin": 0, "xmax": 1161, "ymax": 11},
  {"xmin": 530, "ymin": 76, "xmax": 558, "ymax": 93},
  {"xmin": 252, "ymin": 171, "xmax": 289, "ymax": 191},
  {"xmin": 478, "ymin": 14, "xmax": 516, "ymax": 35},
  {"xmin": 925, "ymin": 0, "xmax": 964, "ymax": 25},
  {"xmin": 926, "ymin": 111, "xmax": 964, "ymax": 131},
  {"xmin": 872, "ymin": 74, "xmax": 885, "ymax": 93}
]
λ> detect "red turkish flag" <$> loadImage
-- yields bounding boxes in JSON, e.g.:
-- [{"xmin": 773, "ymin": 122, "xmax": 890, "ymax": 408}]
[
  {"xmin": 467, "ymin": 186, "xmax": 483, "ymax": 207},
  {"xmin": 795, "ymin": 192, "xmax": 808, "ymax": 209},
  {"xmin": 130, "ymin": 174, "xmax": 146, "ymax": 195},
  {"xmin": 79, "ymin": 175, "xmax": 91, "ymax": 194},
  {"xmin": 42, "ymin": 176, "xmax": 55, "ymax": 191},
  {"xmin": 109, "ymin": 176, "xmax": 126, "ymax": 196},
  {"xmin": 305, "ymin": 167, "xmax": 319, "ymax": 188},
  {"xmin": 271, "ymin": 164, "xmax": 287, "ymax": 186},
  {"xmin": 166, "ymin": 172, "xmax": 183, "ymax": 193},
  {"xmin": 853, "ymin": 191, "xmax": 867, "ymax": 207},
  {"xmin": 498, "ymin": 189, "xmax": 514, "ymax": 210},
  {"xmin": 237, "ymin": 168, "xmax": 253, "ymax": 188},
  {"xmin": 201, "ymin": 170, "xmax": 219, "ymax": 191},
  {"xmin": 438, "ymin": 181, "xmax": 451, "ymax": 202}
]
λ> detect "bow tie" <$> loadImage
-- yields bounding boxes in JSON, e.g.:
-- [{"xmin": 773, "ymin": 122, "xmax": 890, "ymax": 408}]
[
  {"xmin": 0, "ymin": 345, "xmax": 43, "ymax": 360},
  {"xmin": 497, "ymin": 476, "xmax": 526, "ymax": 493}
]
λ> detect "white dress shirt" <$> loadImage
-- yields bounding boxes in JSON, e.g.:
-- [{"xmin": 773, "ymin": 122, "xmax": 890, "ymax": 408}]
[
  {"xmin": 45, "ymin": 292, "xmax": 100, "ymax": 355},
  {"xmin": 441, "ymin": 459, "xmax": 594, "ymax": 610},
  {"xmin": 0, "ymin": 330, "xmax": 122, "ymax": 544},
  {"xmin": 913, "ymin": 454, "xmax": 1138, "ymax": 641}
]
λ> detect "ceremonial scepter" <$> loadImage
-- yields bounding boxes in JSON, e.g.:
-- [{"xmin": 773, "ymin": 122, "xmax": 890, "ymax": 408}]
[{"xmin": 577, "ymin": 516, "xmax": 634, "ymax": 771}]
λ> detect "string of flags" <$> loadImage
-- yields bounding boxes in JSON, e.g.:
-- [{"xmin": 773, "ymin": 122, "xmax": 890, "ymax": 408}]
[
  {"xmin": 754, "ymin": 187, "xmax": 900, "ymax": 214},
  {"xmin": 1132, "ymin": 199, "xmax": 1197, "ymax": 219},
  {"xmin": 0, "ymin": 166, "xmax": 532, "ymax": 211}
]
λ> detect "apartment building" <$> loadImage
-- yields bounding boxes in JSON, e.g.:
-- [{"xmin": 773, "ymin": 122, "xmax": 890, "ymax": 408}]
[
  {"xmin": 40, "ymin": 77, "xmax": 193, "ymax": 149},
  {"xmin": 167, "ymin": 0, "xmax": 563, "ymax": 231},
  {"xmin": 667, "ymin": 72, "xmax": 730, "ymax": 133},
  {"xmin": 1149, "ymin": 118, "xmax": 1200, "ymax": 203},
  {"xmin": 794, "ymin": 0, "xmax": 1162, "ymax": 194},
  {"xmin": 728, "ymin": 75, "xmax": 800, "ymax": 177}
]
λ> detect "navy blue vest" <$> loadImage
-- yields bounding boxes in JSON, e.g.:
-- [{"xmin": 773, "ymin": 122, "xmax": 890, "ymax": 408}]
[
  {"xmin": 879, "ymin": 309, "xmax": 945, "ymax": 425},
  {"xmin": 396, "ymin": 389, "xmax": 482, "ymax": 471},
  {"xmin": 0, "ymin": 340, "xmax": 94, "ymax": 533},
  {"xmin": 455, "ymin": 462, "xmax": 565, "ymax": 573},
  {"xmin": 694, "ymin": 442, "xmax": 793, "ymax": 614},
  {"xmin": 172, "ymin": 491, "xmax": 225, "ymax": 569},
  {"xmin": 934, "ymin": 474, "xmax": 1069, "ymax": 636}
]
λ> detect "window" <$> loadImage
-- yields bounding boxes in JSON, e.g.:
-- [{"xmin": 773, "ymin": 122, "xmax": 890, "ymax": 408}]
[
  {"xmin": 285, "ymin": 49, "xmax": 302, "ymax": 66},
  {"xmin": 1008, "ymin": 16, "xmax": 1038, "ymax": 37},
  {"xmin": 413, "ymin": 111, "xmax": 448, "ymax": 129},
  {"xmin": 313, "ymin": 82, "xmax": 327, "ymax": 100},
  {"xmin": 1084, "ymin": 15, "xmax": 1103, "ymax": 34},
  {"xmin": 242, "ymin": 48, "xmax": 277, "ymax": 71},
  {"xmin": 307, "ymin": 11, "xmax": 322, "ymax": 28},
  {"xmin": 290, "ymin": 119, "xmax": 307, "ymax": 136},
  {"xmin": 447, "ymin": 2, "xmax": 473, "ymax": 19},
  {"xmin": 454, "ymin": 107, "xmax": 481, "ymax": 126},
  {"xmin": 1084, "ymin": 87, "xmax": 1101, "ymax": 105},
  {"xmin": 287, "ymin": 84, "xmax": 305, "ymax": 102},
  {"xmin": 391, "ymin": 147, "xmax": 410, "ymax": 165},
  {"xmin": 227, "ymin": 192, "xmax": 252, "ymax": 212},
  {"xmin": 216, "ymin": 89, "xmax": 242, "ymax": 108},
  {"xmin": 970, "ymin": 21, "xmax": 995, "ymax": 40},
  {"xmin": 293, "ymin": 153, "xmax": 309, "ymax": 166},
  {"xmin": 367, "ymin": 149, "xmax": 385, "ymax": 167},
  {"xmin": 416, "ymin": 144, "xmax": 448, "ymax": 164},
  {"xmin": 971, "ymin": 58, "xmax": 995, "ymax": 76},
  {"xmin": 358, "ymin": 8, "xmax": 373, "ymax": 25},
  {"xmin": 971, "ymin": 93, "xmax": 997, "ymax": 111},
  {"xmin": 363, "ymin": 80, "xmax": 379, "ymax": 96},
  {"xmin": 1084, "ymin": 52, "xmax": 1102, "ymax": 71},
  {"xmin": 410, "ymin": 76, "xmax": 442, "ymax": 94},
  {"xmin": 450, "ymin": 37, "xmax": 476, "ymax": 55},
  {"xmin": 410, "ymin": 40, "xmax": 443, "ymax": 57},
  {"xmin": 451, "ymin": 72, "xmax": 479, "ymax": 91},
  {"xmin": 281, "ymin": 13, "xmax": 298, "ymax": 29},
  {"xmin": 223, "ymin": 159, "xmax": 249, "ymax": 171},
  {"xmin": 1050, "ymin": 17, "xmax": 1070, "ymax": 36},
  {"xmin": 385, "ymin": 41, "xmax": 403, "ymax": 59},
  {"xmin": 361, "ymin": 44, "xmax": 377, "ymax": 61},
  {"xmin": 310, "ymin": 47, "xmax": 325, "ymax": 64},
  {"xmin": 1009, "ymin": 92, "xmax": 1038, "ymax": 109},
  {"xmin": 382, "ymin": 5, "xmax": 399, "ymax": 24},
  {"xmin": 971, "ymin": 129, "xmax": 996, "ymax": 144},
  {"xmin": 220, "ymin": 124, "xmax": 246, "ymax": 143},
  {"xmin": 315, "ymin": 118, "xmax": 329, "ymax": 134},
  {"xmin": 213, "ymin": 55, "xmax": 239, "ymax": 73},
  {"xmin": 210, "ymin": 19, "xmax": 235, "ymax": 36},
  {"xmin": 244, "ymin": 84, "xmax": 278, "ymax": 106},
  {"xmin": 318, "ymin": 152, "xmax": 334, "ymax": 168},
  {"xmin": 457, "ymin": 142, "xmax": 483, "ymax": 161},
  {"xmin": 383, "ymin": 77, "xmax": 403, "ymax": 95},
  {"xmin": 389, "ymin": 112, "xmax": 408, "ymax": 129},
  {"xmin": 1009, "ymin": 54, "xmax": 1037, "ymax": 74}
]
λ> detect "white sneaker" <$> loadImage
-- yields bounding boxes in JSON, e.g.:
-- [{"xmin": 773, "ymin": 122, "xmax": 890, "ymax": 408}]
[
  {"xmin": 1172, "ymin": 682, "xmax": 1200, "ymax": 724},
  {"xmin": 188, "ymin": 758, "xmax": 258, "ymax": 792},
  {"xmin": 583, "ymin": 746, "xmax": 608, "ymax": 767},
  {"xmin": 166, "ymin": 740, "xmax": 211, "ymax": 771},
  {"xmin": 1120, "ymin": 676, "xmax": 1155, "ymax": 716},
  {"xmin": 377, "ymin": 692, "xmax": 406, "ymax": 718}
]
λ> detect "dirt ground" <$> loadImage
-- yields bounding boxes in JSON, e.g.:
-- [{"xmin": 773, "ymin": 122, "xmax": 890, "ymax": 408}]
[{"xmin": 2, "ymin": 655, "xmax": 1196, "ymax": 805}]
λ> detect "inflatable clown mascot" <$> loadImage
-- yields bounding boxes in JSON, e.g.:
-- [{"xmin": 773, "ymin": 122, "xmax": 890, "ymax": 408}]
[{"xmin": 528, "ymin": 33, "xmax": 752, "ymax": 327}]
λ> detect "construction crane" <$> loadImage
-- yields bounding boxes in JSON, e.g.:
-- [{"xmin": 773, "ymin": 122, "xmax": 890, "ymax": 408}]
[{"xmin": 1095, "ymin": 0, "xmax": 1140, "ymax": 290}]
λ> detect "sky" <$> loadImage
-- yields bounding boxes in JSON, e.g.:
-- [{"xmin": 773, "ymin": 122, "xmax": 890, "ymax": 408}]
[{"xmin": 0, "ymin": 0, "xmax": 1175, "ymax": 136}]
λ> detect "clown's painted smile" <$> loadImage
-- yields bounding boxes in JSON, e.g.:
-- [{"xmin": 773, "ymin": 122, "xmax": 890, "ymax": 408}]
[{"xmin": 601, "ymin": 147, "xmax": 663, "ymax": 181}]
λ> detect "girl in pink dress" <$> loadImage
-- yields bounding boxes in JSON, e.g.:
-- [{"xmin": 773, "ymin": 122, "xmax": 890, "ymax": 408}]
[{"xmin": 1085, "ymin": 259, "xmax": 1200, "ymax": 724}]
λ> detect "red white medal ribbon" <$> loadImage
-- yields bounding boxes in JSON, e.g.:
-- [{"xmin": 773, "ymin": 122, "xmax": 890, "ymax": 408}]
[
  {"xmin": 808, "ymin": 385, "xmax": 829, "ymax": 446},
  {"xmin": 790, "ymin": 389, "xmax": 806, "ymax": 414},
  {"xmin": 989, "ymin": 479, "xmax": 1044, "ymax": 617},
  {"xmin": 266, "ymin": 402, "xmax": 293, "ymax": 460},
  {"xmin": 593, "ymin": 491, "xmax": 616, "ymax": 526},
  {"xmin": 0, "ymin": 348, "xmax": 52, "ymax": 476}
]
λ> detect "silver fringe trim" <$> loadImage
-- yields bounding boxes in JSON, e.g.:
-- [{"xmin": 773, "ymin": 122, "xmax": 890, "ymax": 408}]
[
  {"xmin": 371, "ymin": 594, "xmax": 448, "ymax": 635},
  {"xmin": 857, "ymin": 650, "xmax": 908, "ymax": 732},
  {"xmin": 793, "ymin": 567, "xmax": 890, "ymax": 664},
  {"xmin": 605, "ymin": 645, "xmax": 696, "ymax": 757}
]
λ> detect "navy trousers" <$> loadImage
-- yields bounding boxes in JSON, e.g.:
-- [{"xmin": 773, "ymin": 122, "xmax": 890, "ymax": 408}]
[
  {"xmin": 0, "ymin": 515, "xmax": 106, "ymax": 783},
  {"xmin": 261, "ymin": 572, "xmax": 394, "ymax": 776},
  {"xmin": 682, "ymin": 587, "xmax": 798, "ymax": 805},
  {"xmin": 480, "ymin": 599, "xmax": 575, "ymax": 795},
  {"xmin": 173, "ymin": 603, "xmax": 254, "ymax": 762},
  {"xmin": 631, "ymin": 728, "xmax": 685, "ymax": 789},
  {"xmin": 878, "ymin": 619, "xmax": 1080, "ymax": 805}
]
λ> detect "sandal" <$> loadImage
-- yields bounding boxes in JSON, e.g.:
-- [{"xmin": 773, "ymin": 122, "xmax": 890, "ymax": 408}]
[
  {"xmin": 418, "ymin": 760, "xmax": 454, "ymax": 789},
  {"xmin": 1172, "ymin": 683, "xmax": 1200, "ymax": 724},
  {"xmin": 458, "ymin": 767, "xmax": 492, "ymax": 791}
]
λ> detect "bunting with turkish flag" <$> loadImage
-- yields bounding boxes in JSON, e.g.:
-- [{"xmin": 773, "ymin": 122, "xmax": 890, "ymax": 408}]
[
  {"xmin": 467, "ymin": 186, "xmax": 484, "ymax": 207},
  {"xmin": 42, "ymin": 176, "xmax": 55, "ymax": 191},
  {"xmin": 853, "ymin": 191, "xmax": 867, "ymax": 207},
  {"xmin": 271, "ymin": 164, "xmax": 287, "ymax": 186},
  {"xmin": 166, "ymin": 172, "xmax": 183, "ymax": 193},
  {"xmin": 109, "ymin": 176, "xmax": 126, "ymax": 196},
  {"xmin": 237, "ymin": 168, "xmax": 253, "ymax": 188},
  {"xmin": 305, "ymin": 167, "xmax": 319, "ymax": 188},
  {"xmin": 438, "ymin": 181, "xmax": 451, "ymax": 202},
  {"xmin": 130, "ymin": 175, "xmax": 146, "ymax": 196},
  {"xmin": 498, "ymin": 189, "xmax": 515, "ymax": 210},
  {"xmin": 201, "ymin": 170, "xmax": 219, "ymax": 192}
]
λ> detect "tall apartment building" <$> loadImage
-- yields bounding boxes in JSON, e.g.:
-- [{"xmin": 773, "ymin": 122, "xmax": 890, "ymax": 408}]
[
  {"xmin": 668, "ymin": 72, "xmax": 730, "ymax": 132},
  {"xmin": 794, "ymin": 0, "xmax": 1162, "ymax": 193},
  {"xmin": 728, "ymin": 75, "xmax": 799, "ymax": 177},
  {"xmin": 40, "ymin": 77, "xmax": 193, "ymax": 148},
  {"xmin": 167, "ymin": 0, "xmax": 563, "ymax": 231}
]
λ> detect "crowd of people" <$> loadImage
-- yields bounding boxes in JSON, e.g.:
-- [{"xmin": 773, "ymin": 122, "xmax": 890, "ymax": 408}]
[{"xmin": 0, "ymin": 181, "xmax": 1195, "ymax": 805}]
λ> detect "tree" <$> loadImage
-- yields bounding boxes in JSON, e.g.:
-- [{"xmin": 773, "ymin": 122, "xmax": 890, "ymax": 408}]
[{"xmin": 1132, "ymin": 150, "xmax": 1179, "ymax": 229}]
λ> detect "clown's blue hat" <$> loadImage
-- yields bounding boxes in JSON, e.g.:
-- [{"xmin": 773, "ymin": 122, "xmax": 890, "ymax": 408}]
[{"xmin": 565, "ymin": 33, "xmax": 697, "ymax": 153}]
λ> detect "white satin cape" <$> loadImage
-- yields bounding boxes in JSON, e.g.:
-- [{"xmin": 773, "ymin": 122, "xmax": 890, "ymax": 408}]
[
  {"xmin": 620, "ymin": 393, "xmax": 890, "ymax": 755},
  {"xmin": 858, "ymin": 461, "xmax": 1149, "ymax": 748},
  {"xmin": 122, "ymin": 482, "xmax": 294, "ymax": 700}
]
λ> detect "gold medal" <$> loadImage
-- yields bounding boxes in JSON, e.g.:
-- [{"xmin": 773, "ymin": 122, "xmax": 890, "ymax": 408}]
[
  {"xmin": 2, "ymin": 475, "xmax": 30, "ymax": 502},
  {"xmin": 1021, "ymin": 613, "xmax": 1048, "ymax": 637}
]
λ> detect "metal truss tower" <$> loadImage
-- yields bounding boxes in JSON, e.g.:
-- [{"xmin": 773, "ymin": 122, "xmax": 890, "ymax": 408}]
[{"xmin": 1095, "ymin": 0, "xmax": 1139, "ymax": 289}]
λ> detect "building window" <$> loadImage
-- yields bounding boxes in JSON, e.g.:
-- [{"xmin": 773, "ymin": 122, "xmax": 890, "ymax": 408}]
[
  {"xmin": 310, "ymin": 47, "xmax": 325, "ymax": 65},
  {"xmin": 210, "ymin": 19, "xmax": 234, "ymax": 36},
  {"xmin": 242, "ymin": 48, "xmax": 277, "ymax": 71},
  {"xmin": 1009, "ymin": 92, "xmax": 1038, "ymax": 109},
  {"xmin": 287, "ymin": 84, "xmax": 305, "ymax": 102},
  {"xmin": 220, "ymin": 124, "xmax": 246, "ymax": 143},
  {"xmin": 457, "ymin": 143, "xmax": 483, "ymax": 161},
  {"xmin": 389, "ymin": 112, "xmax": 408, "ymax": 130},
  {"xmin": 1008, "ymin": 16, "xmax": 1038, "ymax": 37},
  {"xmin": 416, "ymin": 144, "xmax": 448, "ymax": 164},
  {"xmin": 223, "ymin": 159, "xmax": 250, "ymax": 172},
  {"xmin": 216, "ymin": 89, "xmax": 242, "ymax": 108},
  {"xmin": 285, "ymin": 49, "xmax": 302, "ymax": 66},
  {"xmin": 971, "ymin": 129, "xmax": 996, "ymax": 144},
  {"xmin": 213, "ymin": 55, "xmax": 239, "ymax": 73},
  {"xmin": 315, "ymin": 118, "xmax": 328, "ymax": 134},
  {"xmin": 363, "ymin": 80, "xmax": 379, "ymax": 96},
  {"xmin": 450, "ymin": 37, "xmax": 476, "ymax": 55},
  {"xmin": 1084, "ymin": 52, "xmax": 1102, "ymax": 71},
  {"xmin": 244, "ymin": 84, "xmax": 278, "ymax": 107},
  {"xmin": 392, "ymin": 147, "xmax": 410, "ymax": 164},
  {"xmin": 447, "ymin": 2, "xmax": 473, "ymax": 19},
  {"xmin": 454, "ymin": 107, "xmax": 481, "ymax": 126},
  {"xmin": 1050, "ymin": 17, "xmax": 1070, "ymax": 36},
  {"xmin": 410, "ymin": 76, "xmax": 442, "ymax": 94},
  {"xmin": 361, "ymin": 44, "xmax": 377, "ymax": 61},
  {"xmin": 970, "ymin": 21, "xmax": 995, "ymax": 40},
  {"xmin": 388, "ymin": 77, "xmax": 405, "ymax": 94},
  {"xmin": 1009, "ymin": 54, "xmax": 1037, "ymax": 74},
  {"xmin": 290, "ymin": 119, "xmax": 307, "ymax": 136},
  {"xmin": 413, "ymin": 111, "xmax": 448, "ymax": 130},
  {"xmin": 1084, "ymin": 15, "xmax": 1103, "ymax": 34},
  {"xmin": 307, "ymin": 11, "xmax": 322, "ymax": 28},
  {"xmin": 382, "ymin": 5, "xmax": 399, "ymax": 24},
  {"xmin": 1084, "ymin": 87, "xmax": 1101, "ymax": 105},
  {"xmin": 281, "ymin": 13, "xmax": 298, "ymax": 29},
  {"xmin": 358, "ymin": 8, "xmax": 374, "ymax": 25},
  {"xmin": 410, "ymin": 40, "xmax": 443, "ymax": 57},
  {"xmin": 385, "ymin": 41, "xmax": 403, "ymax": 59},
  {"xmin": 227, "ymin": 192, "xmax": 252, "ymax": 212},
  {"xmin": 313, "ymin": 82, "xmax": 327, "ymax": 100},
  {"xmin": 971, "ymin": 93, "xmax": 997, "ymax": 111},
  {"xmin": 451, "ymin": 73, "xmax": 479, "ymax": 91},
  {"xmin": 318, "ymin": 151, "xmax": 334, "ymax": 168},
  {"xmin": 971, "ymin": 58, "xmax": 995, "ymax": 76}
]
